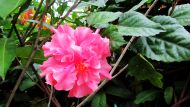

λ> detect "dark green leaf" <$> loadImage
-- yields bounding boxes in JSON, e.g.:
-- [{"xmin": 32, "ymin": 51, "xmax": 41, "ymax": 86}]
[
  {"xmin": 128, "ymin": 55, "xmax": 163, "ymax": 88},
  {"xmin": 16, "ymin": 46, "xmax": 46, "ymax": 64},
  {"xmin": 118, "ymin": 11, "xmax": 164, "ymax": 36},
  {"xmin": 91, "ymin": 92, "xmax": 106, "ymax": 107},
  {"xmin": 103, "ymin": 25, "xmax": 127, "ymax": 50},
  {"xmin": 105, "ymin": 85, "xmax": 131, "ymax": 99},
  {"xmin": 133, "ymin": 16, "xmax": 190, "ymax": 62},
  {"xmin": 169, "ymin": 4, "xmax": 190, "ymax": 26},
  {"xmin": 87, "ymin": 12, "xmax": 122, "ymax": 28},
  {"xmin": 134, "ymin": 89, "xmax": 159, "ymax": 104},
  {"xmin": 19, "ymin": 79, "xmax": 36, "ymax": 91},
  {"xmin": 164, "ymin": 86, "xmax": 173, "ymax": 104},
  {"xmin": 0, "ymin": 0, "xmax": 23, "ymax": 19},
  {"xmin": 0, "ymin": 38, "xmax": 16, "ymax": 80}
]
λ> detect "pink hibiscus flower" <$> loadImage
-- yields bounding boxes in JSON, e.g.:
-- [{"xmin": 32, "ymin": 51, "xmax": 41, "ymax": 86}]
[{"xmin": 40, "ymin": 24, "xmax": 112, "ymax": 98}]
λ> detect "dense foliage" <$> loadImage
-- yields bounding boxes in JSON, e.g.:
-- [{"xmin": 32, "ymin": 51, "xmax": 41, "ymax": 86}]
[{"xmin": 0, "ymin": 0, "xmax": 190, "ymax": 107}]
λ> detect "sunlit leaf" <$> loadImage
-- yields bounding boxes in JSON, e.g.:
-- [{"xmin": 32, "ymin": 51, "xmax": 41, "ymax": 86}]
[{"xmin": 0, "ymin": 38, "xmax": 16, "ymax": 80}]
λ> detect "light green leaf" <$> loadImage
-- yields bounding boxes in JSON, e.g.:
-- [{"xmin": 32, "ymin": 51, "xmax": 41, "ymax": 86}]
[
  {"xmin": 91, "ymin": 92, "xmax": 106, "ymax": 107},
  {"xmin": 103, "ymin": 25, "xmax": 127, "ymax": 50},
  {"xmin": 118, "ymin": 11, "xmax": 165, "ymax": 36},
  {"xmin": 16, "ymin": 46, "xmax": 46, "ymax": 64},
  {"xmin": 0, "ymin": 38, "xmax": 16, "ymax": 80},
  {"xmin": 164, "ymin": 86, "xmax": 173, "ymax": 104},
  {"xmin": 169, "ymin": 4, "xmax": 190, "ymax": 26},
  {"xmin": 133, "ymin": 16, "xmax": 190, "ymax": 62},
  {"xmin": 128, "ymin": 55, "xmax": 163, "ymax": 88},
  {"xmin": 87, "ymin": 12, "xmax": 122, "ymax": 28},
  {"xmin": 129, "ymin": 0, "xmax": 148, "ymax": 11},
  {"xmin": 134, "ymin": 90, "xmax": 159, "ymax": 104},
  {"xmin": 0, "ymin": 0, "xmax": 23, "ymax": 19},
  {"xmin": 19, "ymin": 79, "xmax": 36, "ymax": 91}
]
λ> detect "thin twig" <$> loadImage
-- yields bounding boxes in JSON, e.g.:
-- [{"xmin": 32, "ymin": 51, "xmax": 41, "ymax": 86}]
[
  {"xmin": 7, "ymin": 0, "xmax": 32, "ymax": 38},
  {"xmin": 180, "ymin": 73, "xmax": 190, "ymax": 99},
  {"xmin": 77, "ymin": 0, "xmax": 159, "ymax": 106},
  {"xmin": 56, "ymin": 0, "xmax": 81, "ymax": 27},
  {"xmin": 23, "ymin": 0, "xmax": 44, "ymax": 38},
  {"xmin": 47, "ymin": 85, "xmax": 54, "ymax": 107},
  {"xmin": 5, "ymin": 1, "xmax": 48, "ymax": 106},
  {"xmin": 112, "ymin": 64, "xmax": 128, "ymax": 79},
  {"xmin": 172, "ymin": 96, "xmax": 190, "ymax": 107},
  {"xmin": 169, "ymin": 0, "xmax": 180, "ymax": 16}
]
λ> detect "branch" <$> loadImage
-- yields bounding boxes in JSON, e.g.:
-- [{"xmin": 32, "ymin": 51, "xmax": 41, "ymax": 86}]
[
  {"xmin": 5, "ymin": 1, "xmax": 53, "ymax": 107},
  {"xmin": 77, "ymin": 0, "xmax": 159, "ymax": 106},
  {"xmin": 172, "ymin": 96, "xmax": 190, "ymax": 107},
  {"xmin": 56, "ymin": 0, "xmax": 81, "ymax": 27}
]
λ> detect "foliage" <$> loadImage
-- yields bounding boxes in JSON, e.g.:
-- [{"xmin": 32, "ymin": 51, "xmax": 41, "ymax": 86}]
[{"xmin": 0, "ymin": 0, "xmax": 190, "ymax": 107}]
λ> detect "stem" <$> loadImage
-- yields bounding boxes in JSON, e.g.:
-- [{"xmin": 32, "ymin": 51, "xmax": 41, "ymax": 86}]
[
  {"xmin": 77, "ymin": 0, "xmax": 159, "ymax": 106},
  {"xmin": 47, "ymin": 86, "xmax": 53, "ymax": 107},
  {"xmin": 172, "ymin": 96, "xmax": 190, "ymax": 107},
  {"xmin": 169, "ymin": 0, "xmax": 180, "ymax": 16},
  {"xmin": 180, "ymin": 73, "xmax": 190, "ymax": 99},
  {"xmin": 5, "ymin": 1, "xmax": 48, "ymax": 106},
  {"xmin": 56, "ymin": 0, "xmax": 81, "ymax": 27}
]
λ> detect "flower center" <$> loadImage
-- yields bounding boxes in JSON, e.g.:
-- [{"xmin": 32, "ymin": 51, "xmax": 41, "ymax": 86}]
[{"xmin": 75, "ymin": 63, "xmax": 87, "ymax": 73}]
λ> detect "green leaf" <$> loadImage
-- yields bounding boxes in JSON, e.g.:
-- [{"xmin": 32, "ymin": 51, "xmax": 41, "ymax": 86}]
[
  {"xmin": 87, "ymin": 12, "xmax": 122, "ymax": 28},
  {"xmin": 19, "ymin": 79, "xmax": 36, "ymax": 91},
  {"xmin": 0, "ymin": 38, "xmax": 16, "ymax": 80},
  {"xmin": 169, "ymin": 4, "xmax": 190, "ymax": 26},
  {"xmin": 0, "ymin": 0, "xmax": 23, "ymax": 19},
  {"xmin": 105, "ymin": 85, "xmax": 131, "ymax": 99},
  {"xmin": 91, "ymin": 92, "xmax": 106, "ymax": 107},
  {"xmin": 164, "ymin": 86, "xmax": 173, "ymax": 104},
  {"xmin": 16, "ymin": 46, "xmax": 46, "ymax": 64},
  {"xmin": 129, "ymin": 0, "xmax": 148, "ymax": 11},
  {"xmin": 81, "ymin": 0, "xmax": 108, "ymax": 7},
  {"xmin": 103, "ymin": 25, "xmax": 127, "ymax": 50},
  {"xmin": 134, "ymin": 89, "xmax": 159, "ymax": 104},
  {"xmin": 118, "ymin": 11, "xmax": 165, "ymax": 36},
  {"xmin": 128, "ymin": 55, "xmax": 163, "ymax": 88},
  {"xmin": 133, "ymin": 16, "xmax": 190, "ymax": 62}
]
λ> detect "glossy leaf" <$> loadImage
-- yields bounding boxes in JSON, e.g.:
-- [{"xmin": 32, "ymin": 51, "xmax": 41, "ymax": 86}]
[
  {"xmin": 133, "ymin": 16, "xmax": 190, "ymax": 62},
  {"xmin": 91, "ymin": 92, "xmax": 106, "ymax": 107},
  {"xmin": 128, "ymin": 55, "xmax": 163, "ymax": 88},
  {"xmin": 118, "ymin": 11, "xmax": 164, "ymax": 36},
  {"xmin": 0, "ymin": 0, "xmax": 23, "ymax": 19},
  {"xmin": 0, "ymin": 38, "xmax": 16, "ymax": 80},
  {"xmin": 103, "ymin": 25, "xmax": 127, "ymax": 50},
  {"xmin": 134, "ymin": 90, "xmax": 159, "ymax": 104},
  {"xmin": 16, "ymin": 46, "xmax": 46, "ymax": 64},
  {"xmin": 169, "ymin": 4, "xmax": 190, "ymax": 26},
  {"xmin": 87, "ymin": 12, "xmax": 122, "ymax": 28},
  {"xmin": 164, "ymin": 86, "xmax": 173, "ymax": 104}
]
